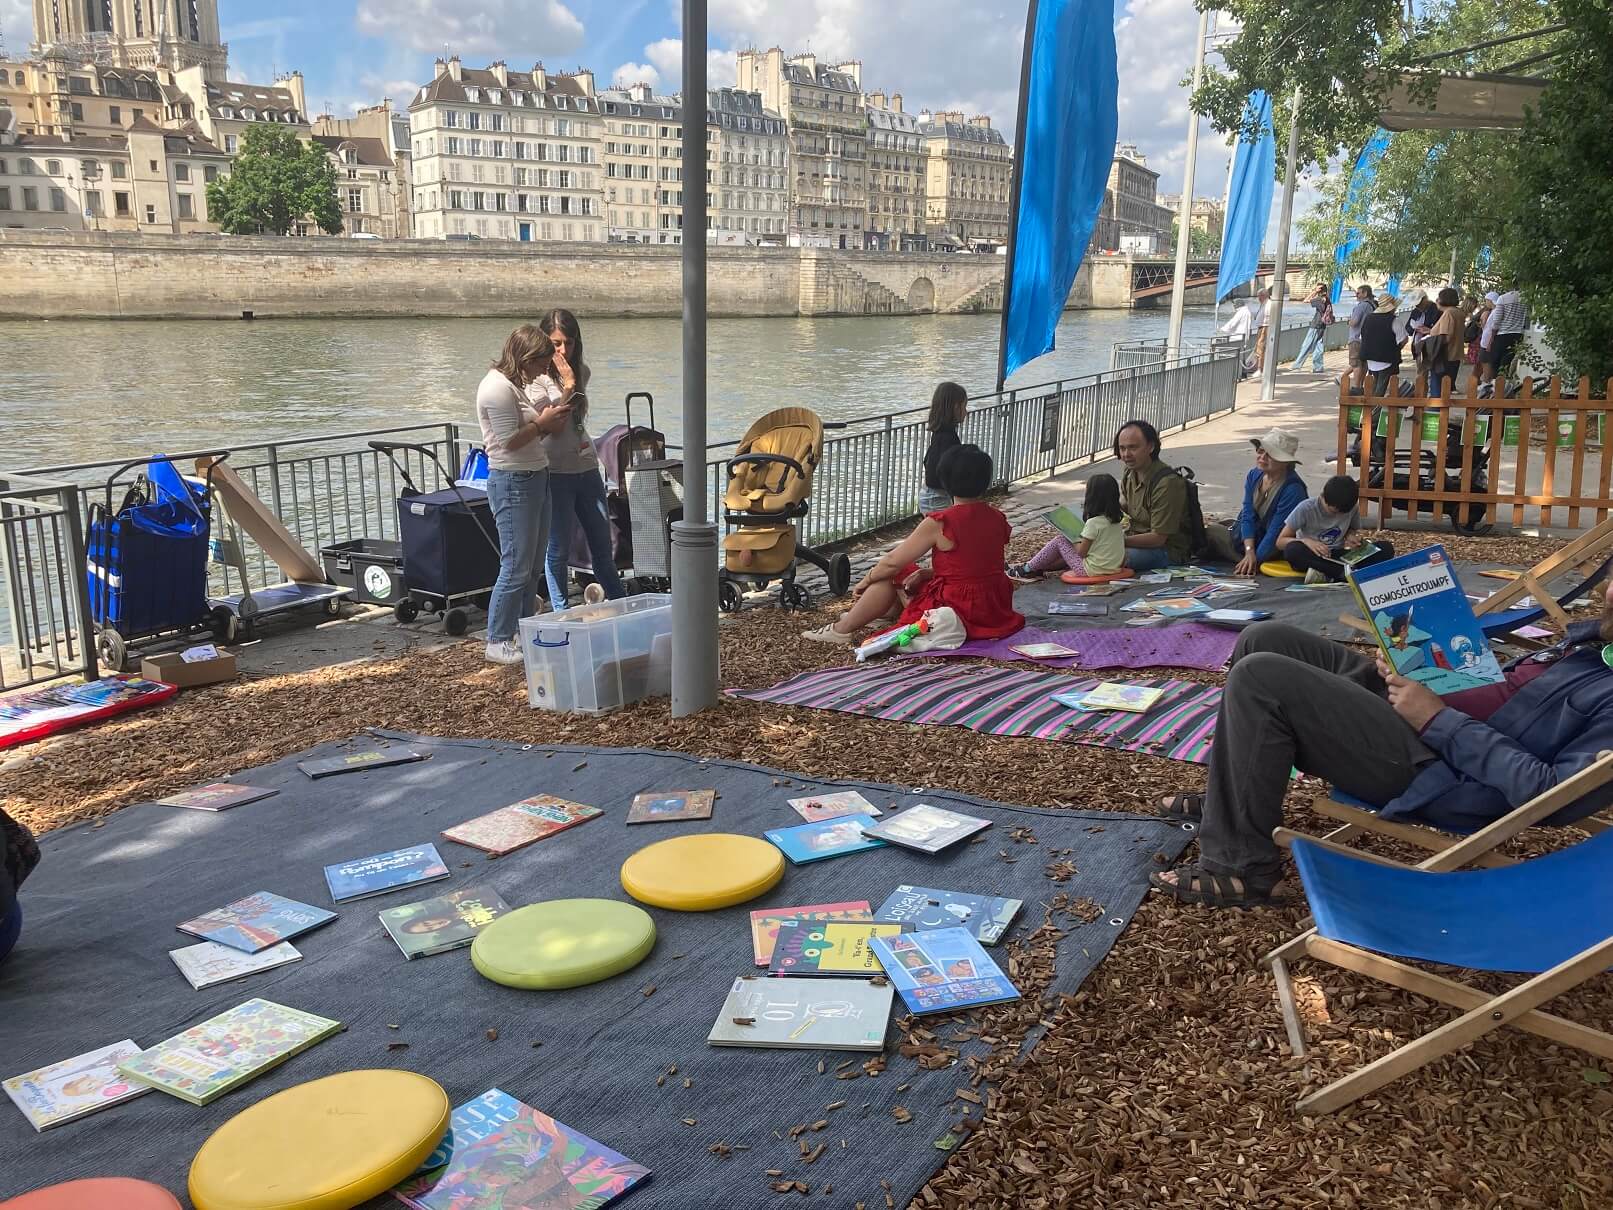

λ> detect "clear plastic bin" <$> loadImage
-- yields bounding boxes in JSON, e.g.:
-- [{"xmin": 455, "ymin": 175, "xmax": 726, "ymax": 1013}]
[{"xmin": 519, "ymin": 594, "xmax": 674, "ymax": 714}]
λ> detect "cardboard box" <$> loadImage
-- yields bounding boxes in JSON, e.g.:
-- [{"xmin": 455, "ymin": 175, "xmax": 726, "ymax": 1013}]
[{"xmin": 140, "ymin": 650, "xmax": 239, "ymax": 688}]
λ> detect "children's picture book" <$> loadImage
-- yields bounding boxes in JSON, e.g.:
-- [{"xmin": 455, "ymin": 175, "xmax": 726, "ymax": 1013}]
[
  {"xmin": 763, "ymin": 815, "xmax": 887, "ymax": 865},
  {"xmin": 868, "ymin": 927, "xmax": 1022, "ymax": 1015},
  {"xmin": 170, "ymin": 940, "xmax": 302, "ymax": 989},
  {"xmin": 176, "ymin": 891, "xmax": 337, "ymax": 954},
  {"xmin": 4, "ymin": 1041, "xmax": 151, "ymax": 1131},
  {"xmin": 1069, "ymin": 682, "xmax": 1168, "ymax": 714},
  {"xmin": 1046, "ymin": 601, "xmax": 1107, "ymax": 617},
  {"xmin": 786, "ymin": 790, "xmax": 883, "ymax": 823},
  {"xmin": 323, "ymin": 843, "xmax": 451, "ymax": 902},
  {"xmin": 860, "ymin": 803, "xmax": 992, "ymax": 854},
  {"xmin": 872, "ymin": 885, "xmax": 1023, "ymax": 945},
  {"xmin": 1009, "ymin": 641, "xmax": 1080, "ymax": 660},
  {"xmin": 440, "ymin": 797, "xmax": 602, "ymax": 855},
  {"xmin": 1044, "ymin": 504, "xmax": 1084, "ymax": 543},
  {"xmin": 1347, "ymin": 543, "xmax": 1505, "ymax": 694},
  {"xmin": 625, "ymin": 789, "xmax": 716, "ymax": 824},
  {"xmin": 155, "ymin": 782, "xmax": 279, "ymax": 812},
  {"xmin": 297, "ymin": 748, "xmax": 426, "ymax": 779},
  {"xmin": 1155, "ymin": 601, "xmax": 1212, "ymax": 619},
  {"xmin": 1075, "ymin": 582, "xmax": 1123, "ymax": 597},
  {"xmin": 1203, "ymin": 608, "xmax": 1274, "ymax": 628},
  {"xmin": 1339, "ymin": 539, "xmax": 1381, "ymax": 566},
  {"xmin": 748, "ymin": 901, "xmax": 874, "ymax": 966},
  {"xmin": 380, "ymin": 887, "xmax": 511, "ymax": 959},
  {"xmin": 706, "ymin": 976, "xmax": 895, "ymax": 1051},
  {"xmin": 767, "ymin": 920, "xmax": 905, "ymax": 977},
  {"xmin": 117, "ymin": 999, "xmax": 343, "ymax": 1106},
  {"xmin": 392, "ymin": 1087, "xmax": 651, "ymax": 1210}
]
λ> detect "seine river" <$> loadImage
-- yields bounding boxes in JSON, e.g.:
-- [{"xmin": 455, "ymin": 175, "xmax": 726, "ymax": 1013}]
[{"xmin": 2, "ymin": 306, "xmax": 1289, "ymax": 471}]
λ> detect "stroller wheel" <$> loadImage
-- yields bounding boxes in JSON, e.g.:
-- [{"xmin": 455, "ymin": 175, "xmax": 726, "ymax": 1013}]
[
  {"xmin": 443, "ymin": 608, "xmax": 470, "ymax": 637},
  {"xmin": 96, "ymin": 629, "xmax": 127, "ymax": 672},
  {"xmin": 323, "ymin": 597, "xmax": 344, "ymax": 618},
  {"xmin": 781, "ymin": 582, "xmax": 810, "ymax": 611},
  {"xmin": 393, "ymin": 598, "xmax": 421, "ymax": 624},
  {"xmin": 828, "ymin": 553, "xmax": 853, "ymax": 596},
  {"xmin": 718, "ymin": 580, "xmax": 742, "ymax": 614}
]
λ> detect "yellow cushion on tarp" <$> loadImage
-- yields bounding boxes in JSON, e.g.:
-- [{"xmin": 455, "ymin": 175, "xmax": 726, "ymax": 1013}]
[
  {"xmin": 1259, "ymin": 559, "xmax": 1304, "ymax": 579},
  {"xmin": 471, "ymin": 899, "xmax": 656, "ymax": 989},
  {"xmin": 3, "ymin": 1179, "xmax": 182, "ymax": 1210},
  {"xmin": 187, "ymin": 1070, "xmax": 449, "ymax": 1210},
  {"xmin": 620, "ymin": 833, "xmax": 785, "ymax": 911}
]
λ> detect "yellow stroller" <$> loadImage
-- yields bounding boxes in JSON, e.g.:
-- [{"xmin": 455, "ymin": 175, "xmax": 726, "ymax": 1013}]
[{"xmin": 718, "ymin": 406, "xmax": 852, "ymax": 612}]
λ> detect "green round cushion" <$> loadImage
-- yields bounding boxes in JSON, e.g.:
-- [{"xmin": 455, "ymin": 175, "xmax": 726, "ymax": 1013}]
[{"xmin": 471, "ymin": 898, "xmax": 656, "ymax": 989}]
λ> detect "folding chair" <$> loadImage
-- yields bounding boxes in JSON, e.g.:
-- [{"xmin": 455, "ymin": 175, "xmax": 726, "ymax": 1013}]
[{"xmin": 1268, "ymin": 825, "xmax": 1613, "ymax": 1114}]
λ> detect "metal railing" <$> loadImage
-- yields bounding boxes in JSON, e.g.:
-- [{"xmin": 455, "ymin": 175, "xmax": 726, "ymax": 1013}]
[
  {"xmin": 0, "ymin": 473, "xmax": 96, "ymax": 690},
  {"xmin": 1111, "ymin": 338, "xmax": 1167, "ymax": 370}
]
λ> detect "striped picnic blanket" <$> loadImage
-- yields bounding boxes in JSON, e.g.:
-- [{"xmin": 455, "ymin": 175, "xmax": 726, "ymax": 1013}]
[{"xmin": 731, "ymin": 663, "xmax": 1221, "ymax": 765}]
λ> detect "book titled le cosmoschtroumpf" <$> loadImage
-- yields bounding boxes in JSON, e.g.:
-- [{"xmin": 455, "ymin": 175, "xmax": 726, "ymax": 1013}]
[{"xmin": 1348, "ymin": 544, "xmax": 1504, "ymax": 694}]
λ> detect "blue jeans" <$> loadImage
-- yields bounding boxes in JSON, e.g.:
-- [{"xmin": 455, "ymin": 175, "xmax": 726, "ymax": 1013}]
[
  {"xmin": 545, "ymin": 469, "xmax": 626, "ymax": 606},
  {"xmin": 917, "ymin": 486, "xmax": 953, "ymax": 515},
  {"xmin": 1123, "ymin": 546, "xmax": 1174, "ymax": 572},
  {"xmin": 0, "ymin": 901, "xmax": 20, "ymax": 965},
  {"xmin": 1292, "ymin": 327, "xmax": 1326, "ymax": 372},
  {"xmin": 486, "ymin": 467, "xmax": 551, "ymax": 642}
]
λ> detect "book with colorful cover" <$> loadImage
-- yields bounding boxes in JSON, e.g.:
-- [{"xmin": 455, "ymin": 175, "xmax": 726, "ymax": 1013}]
[
  {"xmin": 176, "ymin": 891, "xmax": 337, "ymax": 954},
  {"xmin": 1045, "ymin": 504, "xmax": 1085, "ymax": 543},
  {"xmin": 440, "ymin": 797, "xmax": 602, "ymax": 855},
  {"xmin": 706, "ymin": 976, "xmax": 894, "ymax": 1051},
  {"xmin": 4, "ymin": 1041, "xmax": 151, "ymax": 1131},
  {"xmin": 625, "ymin": 789, "xmax": 715, "ymax": 824},
  {"xmin": 1155, "ymin": 601, "xmax": 1212, "ymax": 618},
  {"xmin": 155, "ymin": 782, "xmax": 279, "ymax": 812},
  {"xmin": 1339, "ymin": 539, "xmax": 1381, "ymax": 566},
  {"xmin": 1008, "ymin": 641, "xmax": 1080, "ymax": 660},
  {"xmin": 767, "ymin": 920, "xmax": 905, "ymax": 977},
  {"xmin": 1046, "ymin": 601, "xmax": 1107, "ymax": 617},
  {"xmin": 117, "ymin": 999, "xmax": 342, "ymax": 1105},
  {"xmin": 748, "ymin": 900, "xmax": 874, "ymax": 966},
  {"xmin": 297, "ymin": 748, "xmax": 427, "ymax": 779},
  {"xmin": 860, "ymin": 804, "xmax": 992, "ymax": 854},
  {"xmin": 170, "ymin": 940, "xmax": 302, "ymax": 989},
  {"xmin": 868, "ymin": 927, "xmax": 1022, "ymax": 1015},
  {"xmin": 786, "ymin": 789, "xmax": 883, "ymax": 823},
  {"xmin": 1076, "ymin": 682, "xmax": 1168, "ymax": 713},
  {"xmin": 1348, "ymin": 544, "xmax": 1504, "ymax": 694},
  {"xmin": 763, "ymin": 815, "xmax": 887, "ymax": 865},
  {"xmin": 872, "ymin": 885, "xmax": 1023, "ymax": 945},
  {"xmin": 324, "ymin": 843, "xmax": 451, "ymax": 902},
  {"xmin": 392, "ymin": 1088, "xmax": 651, "ymax": 1210},
  {"xmin": 379, "ymin": 887, "xmax": 511, "ymax": 959}
]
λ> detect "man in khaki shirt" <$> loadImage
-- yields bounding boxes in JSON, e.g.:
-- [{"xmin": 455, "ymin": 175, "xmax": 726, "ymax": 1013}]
[{"xmin": 1116, "ymin": 420, "xmax": 1192, "ymax": 570}]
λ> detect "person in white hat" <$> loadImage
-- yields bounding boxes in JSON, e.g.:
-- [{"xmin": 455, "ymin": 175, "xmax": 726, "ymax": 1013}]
[{"xmin": 1204, "ymin": 427, "xmax": 1310, "ymax": 575}]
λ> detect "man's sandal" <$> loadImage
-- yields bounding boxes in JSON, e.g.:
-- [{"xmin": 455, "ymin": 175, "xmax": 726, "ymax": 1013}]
[
  {"xmin": 1149, "ymin": 863, "xmax": 1283, "ymax": 909},
  {"xmin": 1156, "ymin": 793, "xmax": 1204, "ymax": 826}
]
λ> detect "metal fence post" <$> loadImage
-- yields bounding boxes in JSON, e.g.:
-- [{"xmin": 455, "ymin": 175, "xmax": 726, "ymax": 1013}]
[
  {"xmin": 879, "ymin": 416, "xmax": 894, "ymax": 523},
  {"xmin": 59, "ymin": 486, "xmax": 98, "ymax": 680},
  {"xmin": 443, "ymin": 422, "xmax": 462, "ymax": 477},
  {"xmin": 265, "ymin": 443, "xmax": 284, "ymax": 521}
]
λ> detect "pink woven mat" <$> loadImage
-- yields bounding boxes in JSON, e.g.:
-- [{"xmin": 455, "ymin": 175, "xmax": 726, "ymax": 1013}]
[{"xmin": 901, "ymin": 623, "xmax": 1236, "ymax": 672}]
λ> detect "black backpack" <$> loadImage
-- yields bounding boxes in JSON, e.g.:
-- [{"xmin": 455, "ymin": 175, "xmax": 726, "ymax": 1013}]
[{"xmin": 1149, "ymin": 462, "xmax": 1209, "ymax": 559}]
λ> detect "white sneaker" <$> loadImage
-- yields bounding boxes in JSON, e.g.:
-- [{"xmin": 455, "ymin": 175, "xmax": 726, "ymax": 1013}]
[
  {"xmin": 1303, "ymin": 568, "xmax": 1328, "ymax": 585},
  {"xmin": 801, "ymin": 622, "xmax": 854, "ymax": 646},
  {"xmin": 582, "ymin": 583, "xmax": 607, "ymax": 605},
  {"xmin": 485, "ymin": 639, "xmax": 524, "ymax": 665}
]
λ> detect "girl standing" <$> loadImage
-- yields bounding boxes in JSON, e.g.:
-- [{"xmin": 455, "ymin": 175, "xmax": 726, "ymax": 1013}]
[{"xmin": 919, "ymin": 382, "xmax": 968, "ymax": 515}]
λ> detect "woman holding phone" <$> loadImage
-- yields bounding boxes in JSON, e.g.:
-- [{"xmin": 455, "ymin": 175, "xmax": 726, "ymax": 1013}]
[{"xmin": 476, "ymin": 323, "xmax": 577, "ymax": 664}]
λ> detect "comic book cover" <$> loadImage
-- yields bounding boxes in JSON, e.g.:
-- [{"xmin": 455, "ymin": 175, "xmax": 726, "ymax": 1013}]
[
  {"xmin": 3, "ymin": 1040, "xmax": 150, "ymax": 1130},
  {"xmin": 869, "ymin": 928, "xmax": 1021, "ymax": 1015},
  {"xmin": 765, "ymin": 920, "xmax": 903, "ymax": 978},
  {"xmin": 297, "ymin": 748, "xmax": 427, "ymax": 779},
  {"xmin": 380, "ymin": 887, "xmax": 512, "ymax": 959},
  {"xmin": 441, "ymin": 798, "xmax": 601, "ymax": 855},
  {"xmin": 155, "ymin": 782, "xmax": 279, "ymax": 812},
  {"xmin": 872, "ymin": 885, "xmax": 1023, "ymax": 945},
  {"xmin": 706, "ymin": 976, "xmax": 894, "ymax": 1050},
  {"xmin": 785, "ymin": 790, "xmax": 882, "ymax": 823},
  {"xmin": 747, "ymin": 900, "xmax": 873, "ymax": 966},
  {"xmin": 117, "ymin": 999, "xmax": 342, "ymax": 1105},
  {"xmin": 324, "ymin": 843, "xmax": 451, "ymax": 902},
  {"xmin": 762, "ymin": 815, "xmax": 887, "ymax": 865},
  {"xmin": 1348, "ymin": 544, "xmax": 1504, "ymax": 694},
  {"xmin": 859, "ymin": 804, "xmax": 991, "ymax": 854},
  {"xmin": 176, "ymin": 891, "xmax": 336, "ymax": 954},
  {"xmin": 624, "ymin": 790, "xmax": 715, "ymax": 825},
  {"xmin": 169, "ymin": 940, "xmax": 302, "ymax": 988}
]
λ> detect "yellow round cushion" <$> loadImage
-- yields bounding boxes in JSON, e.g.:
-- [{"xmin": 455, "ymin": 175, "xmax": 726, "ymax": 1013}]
[
  {"xmin": 471, "ymin": 898, "xmax": 656, "ymax": 989},
  {"xmin": 1258, "ymin": 559, "xmax": 1304, "ymax": 579},
  {"xmin": 188, "ymin": 1070, "xmax": 449, "ymax": 1210},
  {"xmin": 620, "ymin": 833, "xmax": 785, "ymax": 911}
]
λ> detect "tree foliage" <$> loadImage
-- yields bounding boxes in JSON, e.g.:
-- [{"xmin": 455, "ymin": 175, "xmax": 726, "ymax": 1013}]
[
  {"xmin": 206, "ymin": 124, "xmax": 342, "ymax": 237},
  {"xmin": 1171, "ymin": 217, "xmax": 1223, "ymax": 257}
]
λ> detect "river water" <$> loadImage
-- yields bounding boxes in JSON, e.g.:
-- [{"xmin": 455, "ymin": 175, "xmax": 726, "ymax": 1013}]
[{"xmin": 2, "ymin": 305, "xmax": 1303, "ymax": 471}]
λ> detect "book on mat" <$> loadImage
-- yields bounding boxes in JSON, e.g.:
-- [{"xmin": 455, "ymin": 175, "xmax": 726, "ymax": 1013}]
[
  {"xmin": 767, "ymin": 920, "xmax": 905, "ymax": 977},
  {"xmin": 1044, "ymin": 504, "xmax": 1085, "ymax": 543},
  {"xmin": 872, "ymin": 885, "xmax": 1023, "ymax": 945},
  {"xmin": 176, "ymin": 890, "xmax": 337, "ymax": 954},
  {"xmin": 117, "ymin": 999, "xmax": 342, "ymax": 1106},
  {"xmin": 323, "ymin": 842, "xmax": 451, "ymax": 902},
  {"xmin": 748, "ymin": 900, "xmax": 874, "ymax": 966},
  {"xmin": 625, "ymin": 789, "xmax": 715, "ymax": 824},
  {"xmin": 155, "ymin": 782, "xmax": 278, "ymax": 812},
  {"xmin": 706, "ymin": 976, "xmax": 895, "ymax": 1051},
  {"xmin": 1347, "ymin": 543, "xmax": 1505, "ymax": 694},
  {"xmin": 379, "ymin": 887, "xmax": 511, "ymax": 959},
  {"xmin": 170, "ymin": 940, "xmax": 303, "ymax": 988},
  {"xmin": 298, "ymin": 748, "xmax": 426, "ymax": 779},
  {"xmin": 1074, "ymin": 682, "xmax": 1168, "ymax": 713},
  {"xmin": 1046, "ymin": 601, "xmax": 1107, "ymax": 617},
  {"xmin": 393, "ymin": 1087, "xmax": 650, "ymax": 1210},
  {"xmin": 1203, "ymin": 608, "xmax": 1273, "ymax": 628},
  {"xmin": 860, "ymin": 803, "xmax": 992, "ymax": 854},
  {"xmin": 763, "ymin": 815, "xmax": 887, "ymax": 865},
  {"xmin": 1075, "ymin": 583, "xmax": 1123, "ymax": 597},
  {"xmin": 4, "ymin": 1040, "xmax": 151, "ymax": 1131},
  {"xmin": 868, "ymin": 927, "xmax": 1022, "ymax": 1015},
  {"xmin": 786, "ymin": 789, "xmax": 883, "ymax": 823},
  {"xmin": 1008, "ymin": 641, "xmax": 1079, "ymax": 660},
  {"xmin": 440, "ymin": 796, "xmax": 601, "ymax": 854},
  {"xmin": 1155, "ymin": 601, "xmax": 1212, "ymax": 618}
]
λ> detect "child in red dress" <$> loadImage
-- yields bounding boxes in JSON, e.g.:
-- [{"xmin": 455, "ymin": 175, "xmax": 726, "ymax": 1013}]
[{"xmin": 802, "ymin": 444, "xmax": 1024, "ymax": 645}]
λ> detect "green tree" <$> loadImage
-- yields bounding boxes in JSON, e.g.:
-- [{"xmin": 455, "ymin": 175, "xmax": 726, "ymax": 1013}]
[
  {"xmin": 1170, "ymin": 217, "xmax": 1223, "ymax": 257},
  {"xmin": 206, "ymin": 124, "xmax": 342, "ymax": 236}
]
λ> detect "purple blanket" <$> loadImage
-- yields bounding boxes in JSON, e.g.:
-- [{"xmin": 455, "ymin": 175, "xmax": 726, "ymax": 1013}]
[{"xmin": 903, "ymin": 623, "xmax": 1237, "ymax": 672}]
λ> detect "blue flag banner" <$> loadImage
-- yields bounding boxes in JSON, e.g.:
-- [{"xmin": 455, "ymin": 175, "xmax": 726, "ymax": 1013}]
[
  {"xmin": 1330, "ymin": 128, "xmax": 1392, "ymax": 304},
  {"xmin": 998, "ymin": 0, "xmax": 1119, "ymax": 383},
  {"xmin": 1215, "ymin": 91, "xmax": 1276, "ymax": 303}
]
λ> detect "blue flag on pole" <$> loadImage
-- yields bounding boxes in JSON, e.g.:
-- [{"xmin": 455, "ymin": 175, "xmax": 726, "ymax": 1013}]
[
  {"xmin": 1215, "ymin": 91, "xmax": 1276, "ymax": 303},
  {"xmin": 997, "ymin": 0, "xmax": 1119, "ymax": 385},
  {"xmin": 1330, "ymin": 128, "xmax": 1392, "ymax": 304}
]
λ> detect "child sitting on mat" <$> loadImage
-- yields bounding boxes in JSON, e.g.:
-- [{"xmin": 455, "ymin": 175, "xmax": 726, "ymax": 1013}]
[
  {"xmin": 1007, "ymin": 473, "xmax": 1128, "ymax": 582},
  {"xmin": 803, "ymin": 444, "xmax": 1023, "ymax": 645},
  {"xmin": 1278, "ymin": 474, "xmax": 1394, "ymax": 583}
]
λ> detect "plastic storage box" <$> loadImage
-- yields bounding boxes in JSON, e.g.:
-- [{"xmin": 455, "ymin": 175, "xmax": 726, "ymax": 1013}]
[
  {"xmin": 320, "ymin": 538, "xmax": 405, "ymax": 606},
  {"xmin": 520, "ymin": 594, "xmax": 673, "ymax": 714}
]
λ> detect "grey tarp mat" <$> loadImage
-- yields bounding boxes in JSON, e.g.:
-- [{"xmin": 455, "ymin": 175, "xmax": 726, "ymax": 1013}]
[{"xmin": 1, "ymin": 732, "xmax": 1191, "ymax": 1208}]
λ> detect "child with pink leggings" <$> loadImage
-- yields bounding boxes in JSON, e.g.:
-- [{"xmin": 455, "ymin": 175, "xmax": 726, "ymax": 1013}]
[{"xmin": 1008, "ymin": 473, "xmax": 1127, "ymax": 581}]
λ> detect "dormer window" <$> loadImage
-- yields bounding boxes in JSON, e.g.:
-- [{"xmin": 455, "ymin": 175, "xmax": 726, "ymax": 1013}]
[
  {"xmin": 264, "ymin": 109, "xmax": 278, "ymax": 122},
  {"xmin": 554, "ymin": 95, "xmax": 567, "ymax": 109},
  {"xmin": 219, "ymin": 106, "xmax": 233, "ymax": 118},
  {"xmin": 489, "ymin": 90, "xmax": 501, "ymax": 104},
  {"xmin": 466, "ymin": 88, "xmax": 480, "ymax": 103},
  {"xmin": 241, "ymin": 106, "xmax": 256, "ymax": 120},
  {"xmin": 575, "ymin": 100, "xmax": 588, "ymax": 111}
]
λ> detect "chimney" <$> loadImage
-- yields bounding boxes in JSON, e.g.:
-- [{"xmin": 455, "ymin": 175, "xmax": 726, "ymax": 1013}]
[
  {"xmin": 891, "ymin": 92, "xmax": 903, "ymax": 113},
  {"xmin": 285, "ymin": 71, "xmax": 307, "ymax": 118},
  {"xmin": 447, "ymin": 56, "xmax": 462, "ymax": 82},
  {"xmin": 574, "ymin": 68, "xmax": 594, "ymax": 96},
  {"xmin": 968, "ymin": 115, "xmax": 990, "ymax": 129},
  {"xmin": 531, "ymin": 63, "xmax": 547, "ymax": 91},
  {"xmin": 628, "ymin": 82, "xmax": 650, "ymax": 103},
  {"xmin": 434, "ymin": 58, "xmax": 447, "ymax": 79},
  {"xmin": 867, "ymin": 91, "xmax": 886, "ymax": 111},
  {"xmin": 490, "ymin": 61, "xmax": 508, "ymax": 86},
  {"xmin": 834, "ymin": 61, "xmax": 861, "ymax": 86}
]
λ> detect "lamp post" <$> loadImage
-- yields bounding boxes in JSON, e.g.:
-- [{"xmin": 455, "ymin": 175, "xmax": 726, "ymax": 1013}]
[
  {"xmin": 1260, "ymin": 85, "xmax": 1303, "ymax": 404},
  {"xmin": 1165, "ymin": 7, "xmax": 1210, "ymax": 358}
]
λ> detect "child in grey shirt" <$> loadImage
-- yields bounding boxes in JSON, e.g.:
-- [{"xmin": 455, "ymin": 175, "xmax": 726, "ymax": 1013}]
[{"xmin": 1276, "ymin": 475, "xmax": 1393, "ymax": 583}]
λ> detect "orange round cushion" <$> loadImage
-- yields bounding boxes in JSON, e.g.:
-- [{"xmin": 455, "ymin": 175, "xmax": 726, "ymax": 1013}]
[
  {"xmin": 1059, "ymin": 568, "xmax": 1136, "ymax": 585},
  {"xmin": 2, "ymin": 1178, "xmax": 182, "ymax": 1210}
]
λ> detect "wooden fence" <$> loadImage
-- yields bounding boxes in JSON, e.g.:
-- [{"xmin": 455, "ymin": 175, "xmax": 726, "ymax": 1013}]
[{"xmin": 1335, "ymin": 376, "xmax": 1613, "ymax": 531}]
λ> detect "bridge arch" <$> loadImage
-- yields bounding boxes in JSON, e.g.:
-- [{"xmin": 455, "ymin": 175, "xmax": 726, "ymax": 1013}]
[{"xmin": 906, "ymin": 276, "xmax": 936, "ymax": 313}]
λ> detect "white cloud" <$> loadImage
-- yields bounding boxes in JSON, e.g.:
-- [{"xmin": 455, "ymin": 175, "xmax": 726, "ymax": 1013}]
[
  {"xmin": 612, "ymin": 61, "xmax": 660, "ymax": 88},
  {"xmin": 635, "ymin": 37, "xmax": 736, "ymax": 90},
  {"xmin": 354, "ymin": 0, "xmax": 584, "ymax": 59},
  {"xmin": 1, "ymin": 0, "xmax": 34, "ymax": 49},
  {"xmin": 360, "ymin": 75, "xmax": 425, "ymax": 104}
]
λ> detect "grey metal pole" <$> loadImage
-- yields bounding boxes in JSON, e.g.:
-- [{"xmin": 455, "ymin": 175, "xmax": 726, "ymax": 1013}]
[
  {"xmin": 670, "ymin": 0, "xmax": 719, "ymax": 716},
  {"xmin": 1260, "ymin": 85, "xmax": 1302, "ymax": 404},
  {"xmin": 1165, "ymin": 7, "xmax": 1209, "ymax": 357}
]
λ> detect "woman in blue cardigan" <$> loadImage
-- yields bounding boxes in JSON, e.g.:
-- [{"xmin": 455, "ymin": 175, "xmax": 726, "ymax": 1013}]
[{"xmin": 1217, "ymin": 428, "xmax": 1308, "ymax": 576}]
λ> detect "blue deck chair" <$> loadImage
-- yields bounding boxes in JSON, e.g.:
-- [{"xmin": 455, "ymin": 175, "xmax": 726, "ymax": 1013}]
[
  {"xmin": 1268, "ymin": 825, "xmax": 1613, "ymax": 1114},
  {"xmin": 1473, "ymin": 514, "xmax": 1613, "ymax": 641}
]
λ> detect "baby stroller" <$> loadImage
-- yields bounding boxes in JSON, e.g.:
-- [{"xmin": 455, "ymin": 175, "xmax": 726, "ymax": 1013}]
[
  {"xmin": 1345, "ymin": 397, "xmax": 1493, "ymax": 535},
  {"xmin": 718, "ymin": 406, "xmax": 851, "ymax": 612}
]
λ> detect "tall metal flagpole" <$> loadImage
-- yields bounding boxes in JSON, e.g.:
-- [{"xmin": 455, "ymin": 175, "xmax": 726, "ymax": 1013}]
[
  {"xmin": 995, "ymin": 0, "xmax": 1042, "ymax": 393},
  {"xmin": 1260, "ymin": 85, "xmax": 1302, "ymax": 404},
  {"xmin": 670, "ymin": 0, "xmax": 718, "ymax": 716},
  {"xmin": 1165, "ymin": 7, "xmax": 1209, "ymax": 358}
]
